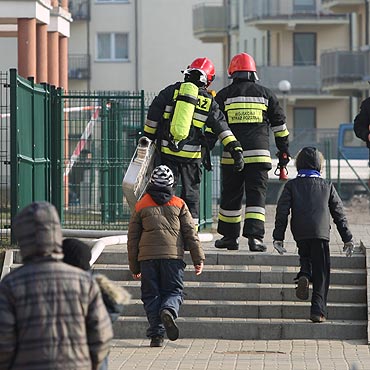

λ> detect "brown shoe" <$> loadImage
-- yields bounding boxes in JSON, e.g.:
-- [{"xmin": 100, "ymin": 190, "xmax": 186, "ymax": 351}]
[{"xmin": 310, "ymin": 314, "xmax": 326, "ymax": 323}]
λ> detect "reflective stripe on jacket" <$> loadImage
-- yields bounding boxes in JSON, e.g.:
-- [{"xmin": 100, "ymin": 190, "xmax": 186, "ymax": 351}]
[
  {"xmin": 215, "ymin": 79, "xmax": 289, "ymax": 168},
  {"xmin": 144, "ymin": 81, "xmax": 239, "ymax": 162}
]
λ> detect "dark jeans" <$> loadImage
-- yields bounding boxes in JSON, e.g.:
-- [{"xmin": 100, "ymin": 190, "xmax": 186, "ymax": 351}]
[
  {"xmin": 141, "ymin": 259, "xmax": 185, "ymax": 338},
  {"xmin": 296, "ymin": 239, "xmax": 330, "ymax": 317}
]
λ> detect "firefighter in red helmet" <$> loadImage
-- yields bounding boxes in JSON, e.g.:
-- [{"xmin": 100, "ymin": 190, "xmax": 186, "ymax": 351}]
[
  {"xmin": 210, "ymin": 52, "xmax": 290, "ymax": 251},
  {"xmin": 143, "ymin": 57, "xmax": 244, "ymax": 227}
]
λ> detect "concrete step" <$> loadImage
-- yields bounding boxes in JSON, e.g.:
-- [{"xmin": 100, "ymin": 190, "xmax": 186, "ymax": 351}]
[
  {"xmin": 91, "ymin": 249, "xmax": 366, "ymax": 269},
  {"xmin": 123, "ymin": 300, "xmax": 367, "ymax": 321},
  {"xmin": 92, "ymin": 264, "xmax": 366, "ymax": 285},
  {"xmin": 113, "ymin": 317, "xmax": 367, "ymax": 340},
  {"xmin": 120, "ymin": 281, "xmax": 367, "ymax": 303}
]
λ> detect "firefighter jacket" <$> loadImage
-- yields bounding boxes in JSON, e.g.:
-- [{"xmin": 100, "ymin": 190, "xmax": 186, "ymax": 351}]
[
  {"xmin": 213, "ymin": 79, "xmax": 289, "ymax": 169},
  {"xmin": 354, "ymin": 96, "xmax": 370, "ymax": 148},
  {"xmin": 143, "ymin": 81, "xmax": 240, "ymax": 163}
]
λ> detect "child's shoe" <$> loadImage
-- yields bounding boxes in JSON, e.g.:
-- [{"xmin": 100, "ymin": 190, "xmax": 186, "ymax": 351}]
[
  {"xmin": 296, "ymin": 276, "xmax": 309, "ymax": 300},
  {"xmin": 310, "ymin": 314, "xmax": 326, "ymax": 323},
  {"xmin": 160, "ymin": 309, "xmax": 179, "ymax": 341},
  {"xmin": 150, "ymin": 336, "xmax": 164, "ymax": 347}
]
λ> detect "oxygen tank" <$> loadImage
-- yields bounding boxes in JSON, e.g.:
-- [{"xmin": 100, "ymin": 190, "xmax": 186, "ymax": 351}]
[{"xmin": 170, "ymin": 82, "xmax": 199, "ymax": 149}]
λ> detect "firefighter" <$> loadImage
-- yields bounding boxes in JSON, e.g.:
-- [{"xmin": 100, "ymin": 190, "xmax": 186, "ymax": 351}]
[
  {"xmin": 354, "ymin": 95, "xmax": 370, "ymax": 160},
  {"xmin": 212, "ymin": 52, "xmax": 290, "ymax": 252},
  {"xmin": 143, "ymin": 57, "xmax": 244, "ymax": 226}
]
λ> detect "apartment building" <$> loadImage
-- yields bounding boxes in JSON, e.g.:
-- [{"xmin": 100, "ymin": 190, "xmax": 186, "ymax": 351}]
[
  {"xmin": 193, "ymin": 0, "xmax": 370, "ymax": 144},
  {"xmin": 0, "ymin": 0, "xmax": 71, "ymax": 89},
  {"xmin": 68, "ymin": 0, "xmax": 224, "ymax": 93}
]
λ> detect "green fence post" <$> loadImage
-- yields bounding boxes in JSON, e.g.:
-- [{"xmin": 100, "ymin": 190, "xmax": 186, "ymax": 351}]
[
  {"xmin": 10, "ymin": 69, "xmax": 18, "ymax": 244},
  {"xmin": 204, "ymin": 169, "xmax": 213, "ymax": 229},
  {"xmin": 51, "ymin": 86, "xmax": 64, "ymax": 222},
  {"xmin": 101, "ymin": 99, "xmax": 110, "ymax": 224}
]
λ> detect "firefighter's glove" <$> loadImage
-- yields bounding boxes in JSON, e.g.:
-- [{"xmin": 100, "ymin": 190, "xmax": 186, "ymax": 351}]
[
  {"xmin": 343, "ymin": 240, "xmax": 354, "ymax": 257},
  {"xmin": 273, "ymin": 240, "xmax": 287, "ymax": 255},
  {"xmin": 231, "ymin": 149, "xmax": 244, "ymax": 173},
  {"xmin": 277, "ymin": 151, "xmax": 291, "ymax": 167}
]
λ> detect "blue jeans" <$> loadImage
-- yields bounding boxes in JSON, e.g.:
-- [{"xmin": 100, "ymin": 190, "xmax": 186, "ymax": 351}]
[{"xmin": 140, "ymin": 259, "xmax": 185, "ymax": 338}]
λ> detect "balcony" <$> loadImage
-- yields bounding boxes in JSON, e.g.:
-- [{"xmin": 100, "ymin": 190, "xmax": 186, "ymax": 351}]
[
  {"xmin": 193, "ymin": 3, "xmax": 227, "ymax": 43},
  {"xmin": 321, "ymin": 0, "xmax": 364, "ymax": 13},
  {"xmin": 243, "ymin": 0, "xmax": 348, "ymax": 29},
  {"xmin": 69, "ymin": 0, "xmax": 89, "ymax": 20},
  {"xmin": 68, "ymin": 54, "xmax": 90, "ymax": 80},
  {"xmin": 258, "ymin": 65, "xmax": 322, "ymax": 95},
  {"xmin": 321, "ymin": 49, "xmax": 370, "ymax": 92}
]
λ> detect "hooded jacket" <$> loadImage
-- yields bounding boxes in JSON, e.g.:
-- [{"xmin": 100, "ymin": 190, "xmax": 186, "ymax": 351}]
[
  {"xmin": 273, "ymin": 148, "xmax": 352, "ymax": 243},
  {"xmin": 127, "ymin": 184, "xmax": 205, "ymax": 274},
  {"xmin": 0, "ymin": 202, "xmax": 113, "ymax": 370}
]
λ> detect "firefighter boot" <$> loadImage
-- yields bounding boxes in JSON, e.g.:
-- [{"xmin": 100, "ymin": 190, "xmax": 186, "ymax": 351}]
[
  {"xmin": 248, "ymin": 237, "xmax": 267, "ymax": 252},
  {"xmin": 215, "ymin": 236, "xmax": 239, "ymax": 250}
]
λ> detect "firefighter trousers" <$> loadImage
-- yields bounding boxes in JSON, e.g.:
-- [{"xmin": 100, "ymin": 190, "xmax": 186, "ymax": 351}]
[
  {"xmin": 217, "ymin": 164, "xmax": 269, "ymax": 240},
  {"xmin": 161, "ymin": 158, "xmax": 202, "ymax": 225}
]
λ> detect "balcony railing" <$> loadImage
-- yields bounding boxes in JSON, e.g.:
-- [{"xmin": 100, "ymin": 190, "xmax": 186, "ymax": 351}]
[
  {"xmin": 69, "ymin": 0, "xmax": 90, "ymax": 20},
  {"xmin": 68, "ymin": 54, "xmax": 90, "ymax": 80},
  {"xmin": 243, "ymin": 0, "xmax": 348, "ymax": 23},
  {"xmin": 193, "ymin": 3, "xmax": 227, "ymax": 42},
  {"xmin": 321, "ymin": 49, "xmax": 370, "ymax": 87},
  {"xmin": 258, "ymin": 65, "xmax": 322, "ymax": 94}
]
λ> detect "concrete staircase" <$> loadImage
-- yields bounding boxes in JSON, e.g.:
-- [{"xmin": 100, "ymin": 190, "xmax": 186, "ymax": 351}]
[{"xmin": 93, "ymin": 246, "xmax": 367, "ymax": 340}]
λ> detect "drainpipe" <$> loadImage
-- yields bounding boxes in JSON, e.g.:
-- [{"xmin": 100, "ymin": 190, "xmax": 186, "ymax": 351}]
[
  {"xmin": 366, "ymin": 0, "xmax": 369, "ymax": 46},
  {"xmin": 135, "ymin": 0, "xmax": 139, "ymax": 91}
]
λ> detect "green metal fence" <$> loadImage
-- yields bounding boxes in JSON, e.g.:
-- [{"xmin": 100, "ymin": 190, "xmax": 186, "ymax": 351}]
[{"xmin": 62, "ymin": 91, "xmax": 148, "ymax": 229}]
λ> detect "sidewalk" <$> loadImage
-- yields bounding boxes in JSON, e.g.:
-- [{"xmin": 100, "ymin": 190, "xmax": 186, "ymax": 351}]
[
  {"xmin": 108, "ymin": 339, "xmax": 369, "ymax": 370},
  {"xmin": 107, "ymin": 203, "xmax": 370, "ymax": 369}
]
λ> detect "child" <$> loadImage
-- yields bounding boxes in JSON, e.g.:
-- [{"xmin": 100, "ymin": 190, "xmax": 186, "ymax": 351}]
[
  {"xmin": 127, "ymin": 165, "xmax": 205, "ymax": 347},
  {"xmin": 62, "ymin": 238, "xmax": 131, "ymax": 370},
  {"xmin": 272, "ymin": 147, "xmax": 354, "ymax": 323}
]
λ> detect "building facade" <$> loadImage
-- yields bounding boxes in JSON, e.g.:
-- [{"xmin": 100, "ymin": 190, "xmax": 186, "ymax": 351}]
[
  {"xmin": 68, "ymin": 0, "xmax": 224, "ymax": 93},
  {"xmin": 193, "ymin": 0, "xmax": 370, "ymax": 141}
]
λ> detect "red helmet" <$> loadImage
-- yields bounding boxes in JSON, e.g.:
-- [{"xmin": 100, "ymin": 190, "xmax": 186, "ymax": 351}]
[
  {"xmin": 228, "ymin": 53, "xmax": 257, "ymax": 76},
  {"xmin": 184, "ymin": 57, "xmax": 215, "ymax": 86}
]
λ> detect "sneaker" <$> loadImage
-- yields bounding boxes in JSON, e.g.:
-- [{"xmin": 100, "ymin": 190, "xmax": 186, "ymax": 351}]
[
  {"xmin": 214, "ymin": 237, "xmax": 239, "ymax": 250},
  {"xmin": 248, "ymin": 237, "xmax": 267, "ymax": 252},
  {"xmin": 310, "ymin": 314, "xmax": 326, "ymax": 323},
  {"xmin": 150, "ymin": 336, "xmax": 164, "ymax": 347},
  {"xmin": 296, "ymin": 276, "xmax": 309, "ymax": 300},
  {"xmin": 160, "ymin": 309, "xmax": 179, "ymax": 341}
]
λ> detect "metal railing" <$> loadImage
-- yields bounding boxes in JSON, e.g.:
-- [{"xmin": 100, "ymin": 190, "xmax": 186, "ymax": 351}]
[
  {"xmin": 321, "ymin": 49, "xmax": 370, "ymax": 86},
  {"xmin": 69, "ymin": 0, "xmax": 90, "ymax": 20},
  {"xmin": 68, "ymin": 54, "xmax": 90, "ymax": 80}
]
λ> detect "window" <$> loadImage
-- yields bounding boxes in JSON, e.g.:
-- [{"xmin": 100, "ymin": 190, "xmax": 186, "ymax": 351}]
[
  {"xmin": 97, "ymin": 33, "xmax": 128, "ymax": 61},
  {"xmin": 96, "ymin": 0, "xmax": 129, "ymax": 3},
  {"xmin": 293, "ymin": 0, "xmax": 316, "ymax": 12},
  {"xmin": 294, "ymin": 33, "xmax": 316, "ymax": 66},
  {"xmin": 293, "ymin": 107, "xmax": 316, "ymax": 143}
]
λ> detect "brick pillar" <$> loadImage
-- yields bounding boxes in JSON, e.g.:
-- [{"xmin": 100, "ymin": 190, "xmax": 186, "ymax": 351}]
[
  {"xmin": 61, "ymin": 0, "xmax": 69, "ymax": 10},
  {"xmin": 59, "ymin": 36, "xmax": 68, "ymax": 92},
  {"xmin": 36, "ymin": 24, "xmax": 48, "ymax": 84},
  {"xmin": 18, "ymin": 18, "xmax": 37, "ymax": 79},
  {"xmin": 48, "ymin": 31, "xmax": 59, "ymax": 87}
]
